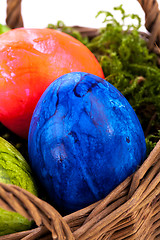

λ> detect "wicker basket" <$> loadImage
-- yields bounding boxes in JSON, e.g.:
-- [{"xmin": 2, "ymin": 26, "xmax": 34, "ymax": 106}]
[{"xmin": 0, "ymin": 0, "xmax": 160, "ymax": 239}]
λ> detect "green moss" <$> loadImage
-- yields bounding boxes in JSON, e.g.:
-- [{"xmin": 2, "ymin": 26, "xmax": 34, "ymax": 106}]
[
  {"xmin": 88, "ymin": 6, "xmax": 160, "ymax": 153},
  {"xmin": 48, "ymin": 5, "xmax": 160, "ymax": 153}
]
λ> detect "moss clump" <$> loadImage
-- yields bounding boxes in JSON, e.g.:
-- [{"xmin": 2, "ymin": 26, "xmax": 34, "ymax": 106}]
[
  {"xmin": 48, "ymin": 5, "xmax": 160, "ymax": 153},
  {"xmin": 0, "ymin": 5, "xmax": 159, "ymax": 156}
]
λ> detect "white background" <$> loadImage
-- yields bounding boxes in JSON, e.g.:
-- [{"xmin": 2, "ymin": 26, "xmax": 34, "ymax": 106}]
[{"xmin": 0, "ymin": 0, "xmax": 160, "ymax": 32}]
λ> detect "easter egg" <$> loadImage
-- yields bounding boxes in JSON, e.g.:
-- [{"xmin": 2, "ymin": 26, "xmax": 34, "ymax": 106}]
[
  {"xmin": 0, "ymin": 28, "xmax": 104, "ymax": 139},
  {"xmin": 0, "ymin": 137, "xmax": 37, "ymax": 235},
  {"xmin": 28, "ymin": 72, "xmax": 146, "ymax": 214}
]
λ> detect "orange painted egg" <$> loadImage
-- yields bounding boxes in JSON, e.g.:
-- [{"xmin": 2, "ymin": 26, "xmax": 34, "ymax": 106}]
[{"xmin": 0, "ymin": 28, "xmax": 104, "ymax": 138}]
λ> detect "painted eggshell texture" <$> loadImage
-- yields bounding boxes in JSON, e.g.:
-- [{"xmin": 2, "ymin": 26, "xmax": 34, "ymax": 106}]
[
  {"xmin": 0, "ymin": 137, "xmax": 37, "ymax": 235},
  {"xmin": 28, "ymin": 72, "xmax": 146, "ymax": 214},
  {"xmin": 0, "ymin": 28, "xmax": 104, "ymax": 139}
]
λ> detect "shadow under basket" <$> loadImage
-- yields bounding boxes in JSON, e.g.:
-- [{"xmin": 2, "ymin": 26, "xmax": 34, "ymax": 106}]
[{"xmin": 0, "ymin": 0, "xmax": 160, "ymax": 239}]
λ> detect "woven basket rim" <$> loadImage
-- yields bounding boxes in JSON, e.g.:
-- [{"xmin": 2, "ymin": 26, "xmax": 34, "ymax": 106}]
[
  {"xmin": 1, "ymin": 0, "xmax": 160, "ymax": 239},
  {"xmin": 0, "ymin": 139, "xmax": 159, "ymax": 240}
]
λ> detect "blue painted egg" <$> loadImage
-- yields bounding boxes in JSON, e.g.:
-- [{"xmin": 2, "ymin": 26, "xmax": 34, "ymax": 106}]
[{"xmin": 28, "ymin": 72, "xmax": 146, "ymax": 214}]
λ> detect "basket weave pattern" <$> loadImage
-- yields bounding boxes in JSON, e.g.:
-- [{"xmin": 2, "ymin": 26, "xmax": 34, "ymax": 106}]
[{"xmin": 0, "ymin": 0, "xmax": 160, "ymax": 239}]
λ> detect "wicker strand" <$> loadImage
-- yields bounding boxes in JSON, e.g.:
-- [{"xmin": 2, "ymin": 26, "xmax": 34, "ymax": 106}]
[
  {"xmin": 6, "ymin": 0, "xmax": 23, "ymax": 29},
  {"xmin": 128, "ymin": 139, "xmax": 160, "ymax": 198},
  {"xmin": 2, "ymin": 1, "xmax": 160, "ymax": 239},
  {"xmin": 5, "ymin": 0, "xmax": 160, "ymax": 49},
  {"xmin": 0, "ymin": 139, "xmax": 159, "ymax": 239},
  {"xmin": 5, "ymin": 0, "xmax": 160, "ymax": 50},
  {"xmin": 138, "ymin": 0, "xmax": 160, "ymax": 49},
  {"xmin": 0, "ymin": 183, "xmax": 75, "ymax": 240}
]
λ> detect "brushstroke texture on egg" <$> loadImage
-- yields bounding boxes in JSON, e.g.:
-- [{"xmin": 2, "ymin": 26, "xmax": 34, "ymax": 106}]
[{"xmin": 28, "ymin": 72, "xmax": 146, "ymax": 214}]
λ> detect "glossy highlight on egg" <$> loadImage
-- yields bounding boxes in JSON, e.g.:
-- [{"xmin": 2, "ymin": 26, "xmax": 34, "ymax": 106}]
[
  {"xmin": 0, "ymin": 28, "xmax": 104, "ymax": 138},
  {"xmin": 28, "ymin": 72, "xmax": 146, "ymax": 214}
]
